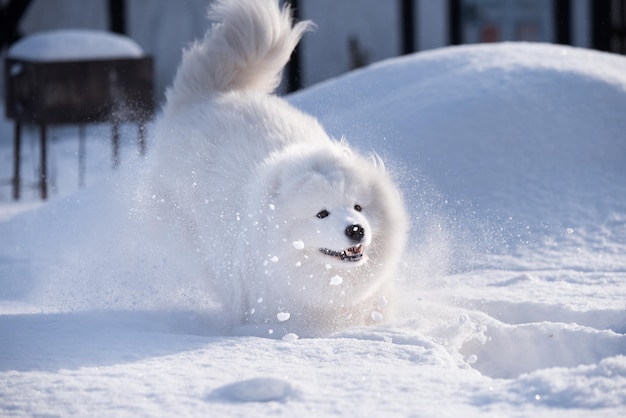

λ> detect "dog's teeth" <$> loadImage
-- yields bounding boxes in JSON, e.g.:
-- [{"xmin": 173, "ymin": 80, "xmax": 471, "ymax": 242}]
[
  {"xmin": 346, "ymin": 245, "xmax": 362, "ymax": 255},
  {"xmin": 321, "ymin": 246, "xmax": 364, "ymax": 262}
]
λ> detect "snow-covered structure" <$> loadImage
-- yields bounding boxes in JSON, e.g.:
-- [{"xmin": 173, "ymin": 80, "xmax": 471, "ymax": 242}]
[{"xmin": 5, "ymin": 29, "xmax": 153, "ymax": 199}]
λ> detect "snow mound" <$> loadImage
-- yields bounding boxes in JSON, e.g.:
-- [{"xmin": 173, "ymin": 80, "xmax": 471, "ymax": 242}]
[
  {"xmin": 290, "ymin": 41, "xmax": 626, "ymax": 385},
  {"xmin": 7, "ymin": 29, "xmax": 145, "ymax": 61},
  {"xmin": 463, "ymin": 319, "xmax": 626, "ymax": 379},
  {"xmin": 291, "ymin": 42, "xmax": 626, "ymax": 230},
  {"xmin": 210, "ymin": 377, "xmax": 294, "ymax": 403},
  {"xmin": 504, "ymin": 356, "xmax": 626, "ymax": 408}
]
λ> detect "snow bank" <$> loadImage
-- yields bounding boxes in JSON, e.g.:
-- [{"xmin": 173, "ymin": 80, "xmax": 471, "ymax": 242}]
[
  {"xmin": 7, "ymin": 29, "xmax": 144, "ymax": 61},
  {"xmin": 1, "ymin": 42, "xmax": 625, "ymax": 416},
  {"xmin": 291, "ymin": 42, "xmax": 626, "ymax": 271}
]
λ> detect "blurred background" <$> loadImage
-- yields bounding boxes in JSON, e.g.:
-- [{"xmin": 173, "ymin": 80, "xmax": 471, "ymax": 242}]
[
  {"xmin": 2, "ymin": 0, "xmax": 625, "ymax": 100},
  {"xmin": 1, "ymin": 0, "xmax": 625, "ymax": 201}
]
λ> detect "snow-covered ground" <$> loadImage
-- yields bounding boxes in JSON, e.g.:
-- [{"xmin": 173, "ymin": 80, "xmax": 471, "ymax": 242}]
[{"xmin": 1, "ymin": 42, "xmax": 625, "ymax": 416}]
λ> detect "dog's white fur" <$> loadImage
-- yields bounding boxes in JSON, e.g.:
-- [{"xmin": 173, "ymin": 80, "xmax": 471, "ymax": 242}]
[{"xmin": 151, "ymin": 0, "xmax": 408, "ymax": 336}]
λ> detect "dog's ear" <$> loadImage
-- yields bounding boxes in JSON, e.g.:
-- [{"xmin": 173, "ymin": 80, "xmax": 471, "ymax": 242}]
[
  {"xmin": 260, "ymin": 149, "xmax": 315, "ymax": 198},
  {"xmin": 258, "ymin": 156, "xmax": 294, "ymax": 199}
]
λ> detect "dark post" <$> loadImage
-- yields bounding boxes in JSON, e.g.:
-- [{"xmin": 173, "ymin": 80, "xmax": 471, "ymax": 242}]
[
  {"xmin": 592, "ymin": 0, "xmax": 611, "ymax": 52},
  {"xmin": 449, "ymin": 0, "xmax": 462, "ymax": 45},
  {"xmin": 138, "ymin": 123, "xmax": 147, "ymax": 157},
  {"xmin": 593, "ymin": 0, "xmax": 626, "ymax": 54},
  {"xmin": 12, "ymin": 122, "xmax": 21, "ymax": 200},
  {"xmin": 286, "ymin": 0, "xmax": 302, "ymax": 92},
  {"xmin": 78, "ymin": 125, "xmax": 86, "ymax": 188},
  {"xmin": 112, "ymin": 122, "xmax": 120, "ymax": 169},
  {"xmin": 401, "ymin": 0, "xmax": 416, "ymax": 55},
  {"xmin": 0, "ymin": 0, "xmax": 32, "ymax": 49},
  {"xmin": 108, "ymin": 0, "xmax": 126, "ymax": 34},
  {"xmin": 39, "ymin": 124, "xmax": 48, "ymax": 200},
  {"xmin": 553, "ymin": 0, "xmax": 571, "ymax": 45}
]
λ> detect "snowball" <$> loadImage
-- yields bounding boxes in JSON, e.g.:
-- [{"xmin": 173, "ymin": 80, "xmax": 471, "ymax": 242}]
[
  {"xmin": 257, "ymin": 297, "xmax": 263, "ymax": 303},
  {"xmin": 292, "ymin": 240, "xmax": 304, "ymax": 249},
  {"xmin": 276, "ymin": 312, "xmax": 290, "ymax": 322},
  {"xmin": 268, "ymin": 203, "xmax": 275, "ymax": 210},
  {"xmin": 282, "ymin": 333, "xmax": 299, "ymax": 342},
  {"xmin": 213, "ymin": 377, "xmax": 293, "ymax": 403},
  {"xmin": 370, "ymin": 311, "xmax": 383, "ymax": 322},
  {"xmin": 329, "ymin": 275, "xmax": 343, "ymax": 286},
  {"xmin": 295, "ymin": 261, "xmax": 302, "ymax": 267}
]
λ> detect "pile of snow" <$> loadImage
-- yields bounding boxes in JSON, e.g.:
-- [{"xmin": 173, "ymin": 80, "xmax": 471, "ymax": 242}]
[
  {"xmin": 7, "ymin": 29, "xmax": 145, "ymax": 61},
  {"xmin": 0, "ymin": 42, "xmax": 625, "ymax": 416}
]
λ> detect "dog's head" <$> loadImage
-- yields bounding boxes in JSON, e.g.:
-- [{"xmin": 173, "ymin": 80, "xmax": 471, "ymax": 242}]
[
  {"xmin": 239, "ymin": 137, "xmax": 408, "ymax": 332},
  {"xmin": 279, "ymin": 167, "xmax": 374, "ymax": 269},
  {"xmin": 253, "ymin": 142, "xmax": 406, "ymax": 274}
]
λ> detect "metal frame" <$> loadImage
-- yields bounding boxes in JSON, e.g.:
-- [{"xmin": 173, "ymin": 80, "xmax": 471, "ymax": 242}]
[{"xmin": 4, "ymin": 56, "xmax": 153, "ymax": 200}]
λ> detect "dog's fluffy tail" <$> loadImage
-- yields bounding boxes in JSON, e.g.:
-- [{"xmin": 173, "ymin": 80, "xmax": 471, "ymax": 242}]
[{"xmin": 167, "ymin": 0, "xmax": 312, "ymax": 104}]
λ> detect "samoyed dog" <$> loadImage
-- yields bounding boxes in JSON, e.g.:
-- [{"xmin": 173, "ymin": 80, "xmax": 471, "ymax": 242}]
[{"xmin": 150, "ymin": 0, "xmax": 408, "ymax": 336}]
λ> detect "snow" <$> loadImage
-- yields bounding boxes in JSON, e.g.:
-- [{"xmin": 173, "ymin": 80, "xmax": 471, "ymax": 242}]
[
  {"xmin": 7, "ymin": 29, "xmax": 145, "ymax": 61},
  {"xmin": 210, "ymin": 377, "xmax": 295, "ymax": 403},
  {"xmin": 277, "ymin": 312, "xmax": 291, "ymax": 322},
  {"xmin": 1, "ymin": 42, "xmax": 626, "ymax": 416},
  {"xmin": 329, "ymin": 275, "xmax": 343, "ymax": 286},
  {"xmin": 370, "ymin": 310, "xmax": 384, "ymax": 322}
]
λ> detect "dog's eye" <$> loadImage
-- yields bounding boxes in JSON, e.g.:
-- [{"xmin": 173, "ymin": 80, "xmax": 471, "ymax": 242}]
[
  {"xmin": 354, "ymin": 204, "xmax": 362, "ymax": 212},
  {"xmin": 316, "ymin": 210, "xmax": 330, "ymax": 219}
]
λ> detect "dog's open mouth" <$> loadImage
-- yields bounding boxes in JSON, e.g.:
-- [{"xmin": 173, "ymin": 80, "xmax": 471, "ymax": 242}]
[{"xmin": 320, "ymin": 245, "xmax": 364, "ymax": 262}]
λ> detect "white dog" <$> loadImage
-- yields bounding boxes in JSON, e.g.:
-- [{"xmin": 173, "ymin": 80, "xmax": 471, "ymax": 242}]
[{"xmin": 151, "ymin": 0, "xmax": 408, "ymax": 336}]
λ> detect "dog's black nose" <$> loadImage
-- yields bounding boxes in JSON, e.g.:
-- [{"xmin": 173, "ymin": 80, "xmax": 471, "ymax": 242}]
[{"xmin": 345, "ymin": 224, "xmax": 365, "ymax": 242}]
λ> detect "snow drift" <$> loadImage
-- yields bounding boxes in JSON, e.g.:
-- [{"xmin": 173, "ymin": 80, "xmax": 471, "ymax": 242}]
[{"xmin": 1, "ymin": 42, "xmax": 625, "ymax": 416}]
